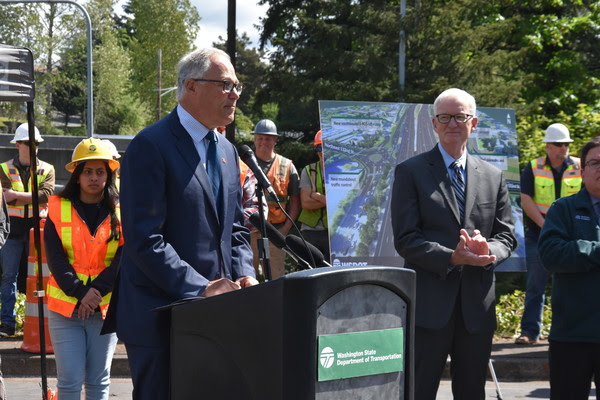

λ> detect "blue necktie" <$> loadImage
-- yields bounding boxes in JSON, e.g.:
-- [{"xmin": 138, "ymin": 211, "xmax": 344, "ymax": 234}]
[
  {"xmin": 206, "ymin": 130, "xmax": 222, "ymax": 212},
  {"xmin": 450, "ymin": 160, "xmax": 466, "ymax": 223}
]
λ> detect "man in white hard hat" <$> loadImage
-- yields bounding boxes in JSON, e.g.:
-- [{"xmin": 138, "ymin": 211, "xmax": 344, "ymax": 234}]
[
  {"xmin": 0, "ymin": 123, "xmax": 55, "ymax": 337},
  {"xmin": 251, "ymin": 119, "xmax": 300, "ymax": 279},
  {"xmin": 516, "ymin": 123, "xmax": 581, "ymax": 345}
]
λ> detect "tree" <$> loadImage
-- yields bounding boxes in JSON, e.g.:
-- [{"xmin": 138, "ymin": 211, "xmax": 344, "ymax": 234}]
[
  {"xmin": 214, "ymin": 33, "xmax": 268, "ymax": 129},
  {"xmin": 126, "ymin": 0, "xmax": 200, "ymax": 119},
  {"xmin": 258, "ymin": 0, "xmax": 401, "ymax": 133}
]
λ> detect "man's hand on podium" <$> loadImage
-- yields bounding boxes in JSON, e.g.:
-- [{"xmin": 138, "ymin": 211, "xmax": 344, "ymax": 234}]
[
  {"xmin": 236, "ymin": 276, "xmax": 259, "ymax": 288},
  {"xmin": 202, "ymin": 278, "xmax": 241, "ymax": 297}
]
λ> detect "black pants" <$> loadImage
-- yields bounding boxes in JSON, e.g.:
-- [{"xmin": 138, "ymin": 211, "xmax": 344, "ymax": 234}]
[
  {"xmin": 415, "ymin": 300, "xmax": 494, "ymax": 400},
  {"xmin": 550, "ymin": 340, "xmax": 600, "ymax": 400}
]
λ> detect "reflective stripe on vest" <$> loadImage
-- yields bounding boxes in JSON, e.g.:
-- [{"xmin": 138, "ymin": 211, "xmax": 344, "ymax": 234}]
[
  {"xmin": 0, "ymin": 160, "xmax": 51, "ymax": 218},
  {"xmin": 46, "ymin": 196, "xmax": 122, "ymax": 319},
  {"xmin": 266, "ymin": 155, "xmax": 291, "ymax": 224},
  {"xmin": 531, "ymin": 156, "xmax": 582, "ymax": 214},
  {"xmin": 298, "ymin": 162, "xmax": 328, "ymax": 228}
]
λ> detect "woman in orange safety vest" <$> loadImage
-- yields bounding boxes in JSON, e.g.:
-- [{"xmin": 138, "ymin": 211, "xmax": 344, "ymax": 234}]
[{"xmin": 44, "ymin": 138, "xmax": 123, "ymax": 400}]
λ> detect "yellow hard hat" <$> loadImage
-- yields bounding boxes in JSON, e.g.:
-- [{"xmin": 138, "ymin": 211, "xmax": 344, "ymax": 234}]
[{"xmin": 66, "ymin": 137, "xmax": 120, "ymax": 173}]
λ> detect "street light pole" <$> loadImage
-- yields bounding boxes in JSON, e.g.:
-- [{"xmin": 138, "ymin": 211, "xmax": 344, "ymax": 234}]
[
  {"xmin": 226, "ymin": 0, "xmax": 236, "ymax": 142},
  {"xmin": 399, "ymin": 0, "xmax": 406, "ymax": 93},
  {"xmin": 0, "ymin": 0, "xmax": 94, "ymax": 137}
]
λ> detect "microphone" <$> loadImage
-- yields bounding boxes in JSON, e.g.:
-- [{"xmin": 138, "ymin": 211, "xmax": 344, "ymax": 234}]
[
  {"xmin": 248, "ymin": 213, "xmax": 312, "ymax": 270},
  {"xmin": 285, "ymin": 235, "xmax": 332, "ymax": 268},
  {"xmin": 238, "ymin": 145, "xmax": 280, "ymax": 203},
  {"xmin": 249, "ymin": 213, "xmax": 286, "ymax": 249}
]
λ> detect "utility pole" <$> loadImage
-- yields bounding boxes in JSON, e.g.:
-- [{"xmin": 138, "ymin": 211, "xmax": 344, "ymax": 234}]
[
  {"xmin": 399, "ymin": 0, "xmax": 406, "ymax": 93},
  {"xmin": 226, "ymin": 0, "xmax": 236, "ymax": 142}
]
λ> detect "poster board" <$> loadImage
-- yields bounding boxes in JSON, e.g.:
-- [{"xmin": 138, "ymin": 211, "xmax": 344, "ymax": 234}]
[{"xmin": 319, "ymin": 100, "xmax": 525, "ymax": 271}]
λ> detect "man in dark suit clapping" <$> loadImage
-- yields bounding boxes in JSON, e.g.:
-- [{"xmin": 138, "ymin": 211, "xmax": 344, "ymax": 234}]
[
  {"xmin": 114, "ymin": 48, "xmax": 257, "ymax": 400},
  {"xmin": 391, "ymin": 88, "xmax": 517, "ymax": 400}
]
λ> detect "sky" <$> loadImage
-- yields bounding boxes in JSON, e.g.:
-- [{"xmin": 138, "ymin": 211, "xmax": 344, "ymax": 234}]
[
  {"xmin": 193, "ymin": 0, "xmax": 268, "ymax": 49},
  {"xmin": 114, "ymin": 0, "xmax": 268, "ymax": 50}
]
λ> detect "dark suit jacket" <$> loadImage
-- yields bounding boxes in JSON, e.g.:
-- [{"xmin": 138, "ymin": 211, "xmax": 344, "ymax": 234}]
[
  {"xmin": 391, "ymin": 146, "xmax": 516, "ymax": 334},
  {"xmin": 114, "ymin": 108, "xmax": 254, "ymax": 347}
]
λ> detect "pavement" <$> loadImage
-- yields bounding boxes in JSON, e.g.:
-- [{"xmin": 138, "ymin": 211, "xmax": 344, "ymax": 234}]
[
  {"xmin": 0, "ymin": 336, "xmax": 597, "ymax": 399},
  {"xmin": 0, "ymin": 336, "xmax": 575, "ymax": 399}
]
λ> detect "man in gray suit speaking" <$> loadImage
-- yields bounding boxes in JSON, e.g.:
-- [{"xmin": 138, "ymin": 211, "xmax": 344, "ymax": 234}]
[{"xmin": 391, "ymin": 88, "xmax": 517, "ymax": 400}]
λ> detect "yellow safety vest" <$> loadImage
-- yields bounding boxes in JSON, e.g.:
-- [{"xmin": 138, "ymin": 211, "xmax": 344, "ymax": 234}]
[
  {"xmin": 531, "ymin": 156, "xmax": 582, "ymax": 214},
  {"xmin": 46, "ymin": 196, "xmax": 123, "ymax": 319},
  {"xmin": 0, "ymin": 159, "xmax": 52, "ymax": 218},
  {"xmin": 298, "ymin": 162, "xmax": 328, "ymax": 228},
  {"xmin": 266, "ymin": 155, "xmax": 292, "ymax": 224}
]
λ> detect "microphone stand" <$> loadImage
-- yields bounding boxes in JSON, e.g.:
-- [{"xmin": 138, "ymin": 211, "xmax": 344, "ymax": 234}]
[{"xmin": 255, "ymin": 182, "xmax": 272, "ymax": 281}]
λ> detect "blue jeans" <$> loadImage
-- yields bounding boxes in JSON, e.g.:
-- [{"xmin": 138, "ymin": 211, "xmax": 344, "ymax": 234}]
[
  {"xmin": 520, "ymin": 236, "xmax": 549, "ymax": 339},
  {"xmin": 48, "ymin": 310, "xmax": 117, "ymax": 400},
  {"xmin": 0, "ymin": 237, "xmax": 27, "ymax": 328}
]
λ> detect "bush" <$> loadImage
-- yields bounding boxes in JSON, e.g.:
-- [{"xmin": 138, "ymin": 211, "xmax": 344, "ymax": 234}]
[
  {"xmin": 495, "ymin": 289, "xmax": 552, "ymax": 338},
  {"xmin": 0, "ymin": 292, "xmax": 26, "ymax": 334}
]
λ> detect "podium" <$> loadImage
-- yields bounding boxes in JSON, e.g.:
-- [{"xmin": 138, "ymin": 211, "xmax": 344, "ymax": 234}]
[{"xmin": 170, "ymin": 266, "xmax": 415, "ymax": 399}]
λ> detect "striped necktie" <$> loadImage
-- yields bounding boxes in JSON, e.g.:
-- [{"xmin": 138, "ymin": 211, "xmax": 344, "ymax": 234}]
[
  {"xmin": 206, "ymin": 130, "xmax": 222, "ymax": 212},
  {"xmin": 450, "ymin": 160, "xmax": 465, "ymax": 223}
]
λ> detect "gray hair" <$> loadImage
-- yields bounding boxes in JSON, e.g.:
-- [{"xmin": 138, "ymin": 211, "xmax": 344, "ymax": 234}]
[
  {"xmin": 176, "ymin": 48, "xmax": 231, "ymax": 101},
  {"xmin": 433, "ymin": 88, "xmax": 477, "ymax": 115}
]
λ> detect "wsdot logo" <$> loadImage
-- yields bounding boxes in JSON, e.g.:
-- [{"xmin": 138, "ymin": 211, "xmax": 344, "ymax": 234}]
[{"xmin": 320, "ymin": 347, "xmax": 334, "ymax": 368}]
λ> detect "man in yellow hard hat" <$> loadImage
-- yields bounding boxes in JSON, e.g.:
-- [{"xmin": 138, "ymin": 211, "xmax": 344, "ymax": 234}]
[{"xmin": 0, "ymin": 123, "xmax": 55, "ymax": 337}]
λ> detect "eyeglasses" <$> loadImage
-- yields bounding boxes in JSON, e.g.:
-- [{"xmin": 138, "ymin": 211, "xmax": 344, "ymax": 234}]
[
  {"xmin": 316, "ymin": 145, "xmax": 323, "ymax": 153},
  {"xmin": 193, "ymin": 79, "xmax": 243, "ymax": 95},
  {"xmin": 435, "ymin": 113, "xmax": 473, "ymax": 124},
  {"xmin": 550, "ymin": 142, "xmax": 569, "ymax": 148},
  {"xmin": 585, "ymin": 159, "xmax": 600, "ymax": 170}
]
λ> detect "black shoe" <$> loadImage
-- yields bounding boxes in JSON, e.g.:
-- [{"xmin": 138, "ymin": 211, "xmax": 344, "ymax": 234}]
[{"xmin": 0, "ymin": 325, "xmax": 15, "ymax": 337}]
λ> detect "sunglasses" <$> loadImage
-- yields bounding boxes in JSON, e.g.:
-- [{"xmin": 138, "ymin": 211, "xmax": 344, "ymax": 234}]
[{"xmin": 550, "ymin": 143, "xmax": 569, "ymax": 148}]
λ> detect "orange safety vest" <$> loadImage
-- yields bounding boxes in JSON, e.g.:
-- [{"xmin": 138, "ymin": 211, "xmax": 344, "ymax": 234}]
[
  {"xmin": 0, "ymin": 159, "xmax": 52, "ymax": 218},
  {"xmin": 46, "ymin": 196, "xmax": 123, "ymax": 319},
  {"xmin": 266, "ymin": 154, "xmax": 292, "ymax": 224},
  {"xmin": 239, "ymin": 159, "xmax": 250, "ymax": 186}
]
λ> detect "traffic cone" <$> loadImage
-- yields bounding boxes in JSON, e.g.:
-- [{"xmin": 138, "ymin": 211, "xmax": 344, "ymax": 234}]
[{"xmin": 20, "ymin": 219, "xmax": 53, "ymax": 354}]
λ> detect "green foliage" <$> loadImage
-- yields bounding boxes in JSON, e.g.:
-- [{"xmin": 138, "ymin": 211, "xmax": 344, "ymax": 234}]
[
  {"xmin": 15, "ymin": 292, "xmax": 26, "ymax": 333},
  {"xmin": 127, "ymin": 0, "xmax": 199, "ymax": 120},
  {"xmin": 258, "ymin": 0, "xmax": 401, "ymax": 133},
  {"xmin": 495, "ymin": 289, "xmax": 552, "ymax": 338}
]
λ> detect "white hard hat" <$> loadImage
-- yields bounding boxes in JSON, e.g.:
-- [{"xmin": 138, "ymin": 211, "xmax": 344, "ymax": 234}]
[
  {"xmin": 542, "ymin": 123, "xmax": 573, "ymax": 143},
  {"xmin": 101, "ymin": 139, "xmax": 121, "ymax": 159},
  {"xmin": 11, "ymin": 123, "xmax": 43, "ymax": 143},
  {"xmin": 252, "ymin": 119, "xmax": 278, "ymax": 136}
]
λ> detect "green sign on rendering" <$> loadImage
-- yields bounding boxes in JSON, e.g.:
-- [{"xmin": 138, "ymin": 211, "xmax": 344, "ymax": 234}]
[{"xmin": 317, "ymin": 328, "xmax": 404, "ymax": 381}]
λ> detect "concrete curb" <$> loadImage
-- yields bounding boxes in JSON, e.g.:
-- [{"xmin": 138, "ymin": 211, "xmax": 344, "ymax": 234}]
[{"xmin": 0, "ymin": 337, "xmax": 548, "ymax": 381}]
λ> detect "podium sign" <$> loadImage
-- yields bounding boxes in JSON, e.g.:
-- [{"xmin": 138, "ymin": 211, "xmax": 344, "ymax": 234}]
[{"xmin": 318, "ymin": 328, "xmax": 404, "ymax": 381}]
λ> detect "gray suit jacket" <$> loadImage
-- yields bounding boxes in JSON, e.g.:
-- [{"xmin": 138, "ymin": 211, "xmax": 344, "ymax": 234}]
[{"xmin": 391, "ymin": 146, "xmax": 516, "ymax": 333}]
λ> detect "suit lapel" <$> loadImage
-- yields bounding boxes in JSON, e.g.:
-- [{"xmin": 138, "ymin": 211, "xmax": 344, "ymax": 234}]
[
  {"xmin": 168, "ymin": 111, "xmax": 221, "ymax": 224},
  {"xmin": 426, "ymin": 147, "xmax": 462, "ymax": 224},
  {"xmin": 216, "ymin": 137, "xmax": 230, "ymax": 226},
  {"xmin": 464, "ymin": 155, "xmax": 479, "ymax": 224}
]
